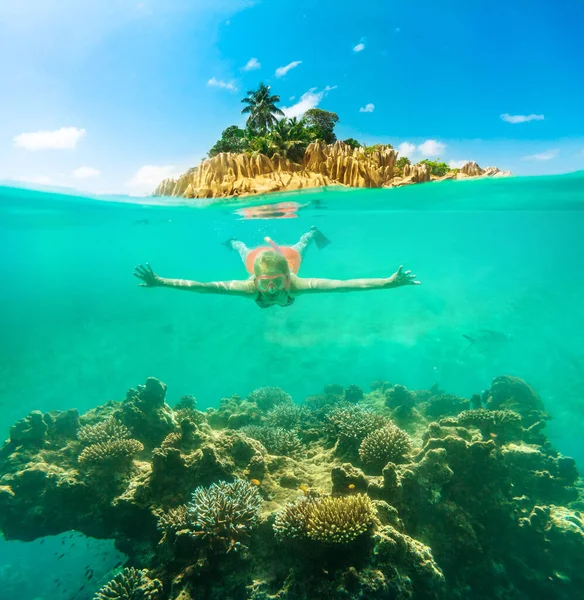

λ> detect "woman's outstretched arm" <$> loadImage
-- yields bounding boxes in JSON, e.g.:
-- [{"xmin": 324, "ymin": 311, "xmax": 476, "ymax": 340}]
[
  {"xmin": 134, "ymin": 263, "xmax": 256, "ymax": 297},
  {"xmin": 292, "ymin": 265, "xmax": 420, "ymax": 294}
]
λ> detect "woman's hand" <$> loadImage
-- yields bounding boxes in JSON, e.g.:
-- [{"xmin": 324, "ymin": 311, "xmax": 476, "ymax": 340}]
[
  {"xmin": 387, "ymin": 265, "xmax": 420, "ymax": 287},
  {"xmin": 134, "ymin": 263, "xmax": 162, "ymax": 287}
]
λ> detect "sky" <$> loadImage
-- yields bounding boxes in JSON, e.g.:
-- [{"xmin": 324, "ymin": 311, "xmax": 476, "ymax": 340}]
[{"xmin": 0, "ymin": 0, "xmax": 583, "ymax": 195}]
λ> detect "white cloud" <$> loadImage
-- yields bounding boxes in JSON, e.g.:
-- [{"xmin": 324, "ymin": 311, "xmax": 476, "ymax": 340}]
[
  {"xmin": 242, "ymin": 57, "xmax": 260, "ymax": 71},
  {"xmin": 207, "ymin": 77, "xmax": 237, "ymax": 91},
  {"xmin": 449, "ymin": 159, "xmax": 471, "ymax": 169},
  {"xmin": 359, "ymin": 103, "xmax": 375, "ymax": 113},
  {"xmin": 72, "ymin": 166, "xmax": 100, "ymax": 178},
  {"xmin": 127, "ymin": 165, "xmax": 182, "ymax": 194},
  {"xmin": 275, "ymin": 60, "xmax": 302, "ymax": 78},
  {"xmin": 13, "ymin": 127, "xmax": 86, "ymax": 151},
  {"xmin": 398, "ymin": 142, "xmax": 416, "ymax": 157},
  {"xmin": 282, "ymin": 86, "xmax": 336, "ymax": 119},
  {"xmin": 523, "ymin": 149, "xmax": 559, "ymax": 161},
  {"xmin": 500, "ymin": 113, "xmax": 544, "ymax": 124},
  {"xmin": 417, "ymin": 139, "xmax": 446, "ymax": 157},
  {"xmin": 353, "ymin": 43, "xmax": 365, "ymax": 52}
]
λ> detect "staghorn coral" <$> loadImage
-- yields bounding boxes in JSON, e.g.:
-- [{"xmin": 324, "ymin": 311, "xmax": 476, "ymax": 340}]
[
  {"xmin": 78, "ymin": 438, "xmax": 144, "ymax": 467},
  {"xmin": 265, "ymin": 403, "xmax": 306, "ymax": 429},
  {"xmin": 94, "ymin": 567, "xmax": 162, "ymax": 600},
  {"xmin": 359, "ymin": 424, "xmax": 413, "ymax": 472},
  {"xmin": 307, "ymin": 494, "xmax": 376, "ymax": 544},
  {"xmin": 247, "ymin": 386, "xmax": 292, "ymax": 412},
  {"xmin": 188, "ymin": 479, "xmax": 262, "ymax": 552},
  {"xmin": 327, "ymin": 404, "xmax": 388, "ymax": 444},
  {"xmin": 156, "ymin": 505, "xmax": 191, "ymax": 536},
  {"xmin": 78, "ymin": 417, "xmax": 132, "ymax": 445},
  {"xmin": 240, "ymin": 425, "xmax": 302, "ymax": 457}
]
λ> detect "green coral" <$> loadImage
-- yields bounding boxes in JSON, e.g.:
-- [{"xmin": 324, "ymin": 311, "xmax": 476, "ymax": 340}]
[
  {"xmin": 265, "ymin": 403, "xmax": 306, "ymax": 429},
  {"xmin": 188, "ymin": 479, "xmax": 262, "ymax": 552},
  {"xmin": 78, "ymin": 418, "xmax": 132, "ymax": 445},
  {"xmin": 241, "ymin": 425, "xmax": 302, "ymax": 457},
  {"xmin": 248, "ymin": 386, "xmax": 292, "ymax": 411},
  {"xmin": 359, "ymin": 424, "xmax": 413, "ymax": 471},
  {"xmin": 275, "ymin": 494, "xmax": 376, "ymax": 544},
  {"xmin": 78, "ymin": 438, "xmax": 144, "ymax": 467},
  {"xmin": 328, "ymin": 404, "xmax": 388, "ymax": 443},
  {"xmin": 93, "ymin": 567, "xmax": 162, "ymax": 599},
  {"xmin": 156, "ymin": 504, "xmax": 191, "ymax": 535}
]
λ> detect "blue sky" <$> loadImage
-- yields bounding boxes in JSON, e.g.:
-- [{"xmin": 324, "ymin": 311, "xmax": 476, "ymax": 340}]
[{"xmin": 1, "ymin": 0, "xmax": 583, "ymax": 194}]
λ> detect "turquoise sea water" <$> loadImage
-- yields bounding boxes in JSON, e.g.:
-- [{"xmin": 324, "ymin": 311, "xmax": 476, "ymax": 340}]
[{"xmin": 1, "ymin": 174, "xmax": 584, "ymax": 598}]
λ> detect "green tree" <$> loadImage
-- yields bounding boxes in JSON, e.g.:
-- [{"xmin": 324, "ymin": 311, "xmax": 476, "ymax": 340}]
[
  {"xmin": 241, "ymin": 83, "xmax": 285, "ymax": 135},
  {"xmin": 396, "ymin": 156, "xmax": 411, "ymax": 169},
  {"xmin": 208, "ymin": 125, "xmax": 248, "ymax": 157},
  {"xmin": 269, "ymin": 117, "xmax": 314, "ymax": 162},
  {"xmin": 343, "ymin": 138, "xmax": 361, "ymax": 149},
  {"xmin": 419, "ymin": 159, "xmax": 450, "ymax": 176},
  {"xmin": 304, "ymin": 108, "xmax": 339, "ymax": 144}
]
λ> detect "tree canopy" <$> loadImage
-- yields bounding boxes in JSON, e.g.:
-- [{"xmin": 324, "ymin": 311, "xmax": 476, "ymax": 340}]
[
  {"xmin": 208, "ymin": 126, "xmax": 248, "ymax": 158},
  {"xmin": 419, "ymin": 159, "xmax": 450, "ymax": 176},
  {"xmin": 304, "ymin": 108, "xmax": 339, "ymax": 144},
  {"xmin": 240, "ymin": 82, "xmax": 284, "ymax": 135}
]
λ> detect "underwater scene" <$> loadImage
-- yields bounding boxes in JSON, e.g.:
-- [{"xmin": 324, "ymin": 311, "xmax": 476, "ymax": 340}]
[{"xmin": 1, "ymin": 174, "xmax": 583, "ymax": 599}]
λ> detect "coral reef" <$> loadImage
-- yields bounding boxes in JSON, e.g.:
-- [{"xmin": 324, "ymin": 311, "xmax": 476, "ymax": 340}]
[
  {"xmin": 240, "ymin": 425, "xmax": 303, "ymax": 457},
  {"xmin": 0, "ymin": 374, "xmax": 581, "ymax": 600},
  {"xmin": 94, "ymin": 567, "xmax": 162, "ymax": 600},
  {"xmin": 359, "ymin": 424, "xmax": 413, "ymax": 473},
  {"xmin": 188, "ymin": 479, "xmax": 262, "ymax": 552}
]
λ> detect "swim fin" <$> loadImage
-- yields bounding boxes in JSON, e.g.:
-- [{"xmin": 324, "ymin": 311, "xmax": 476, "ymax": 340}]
[
  {"xmin": 312, "ymin": 227, "xmax": 331, "ymax": 249},
  {"xmin": 222, "ymin": 237, "xmax": 236, "ymax": 250}
]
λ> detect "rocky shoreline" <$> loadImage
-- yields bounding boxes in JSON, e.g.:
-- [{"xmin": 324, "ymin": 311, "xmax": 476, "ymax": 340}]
[{"xmin": 154, "ymin": 141, "xmax": 511, "ymax": 200}]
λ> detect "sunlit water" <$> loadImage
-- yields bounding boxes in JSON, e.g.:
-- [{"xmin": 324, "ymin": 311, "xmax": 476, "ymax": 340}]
[{"xmin": 1, "ymin": 174, "xmax": 584, "ymax": 598}]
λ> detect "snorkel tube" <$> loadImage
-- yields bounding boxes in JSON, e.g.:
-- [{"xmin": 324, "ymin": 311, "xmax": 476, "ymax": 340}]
[{"xmin": 264, "ymin": 236, "xmax": 285, "ymax": 256}]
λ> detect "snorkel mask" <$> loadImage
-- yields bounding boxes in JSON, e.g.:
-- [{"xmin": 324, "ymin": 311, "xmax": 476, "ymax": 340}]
[{"xmin": 255, "ymin": 237, "xmax": 290, "ymax": 293}]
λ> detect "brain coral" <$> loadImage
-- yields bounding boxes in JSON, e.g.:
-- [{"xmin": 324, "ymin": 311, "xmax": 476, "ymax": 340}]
[
  {"xmin": 94, "ymin": 567, "xmax": 162, "ymax": 600},
  {"xmin": 359, "ymin": 424, "xmax": 413, "ymax": 471},
  {"xmin": 188, "ymin": 479, "xmax": 262, "ymax": 552}
]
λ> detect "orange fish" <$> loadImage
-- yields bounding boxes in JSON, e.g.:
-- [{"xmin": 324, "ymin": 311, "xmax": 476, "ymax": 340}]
[
  {"xmin": 299, "ymin": 484, "xmax": 309, "ymax": 494},
  {"xmin": 250, "ymin": 479, "xmax": 261, "ymax": 486},
  {"xmin": 348, "ymin": 484, "xmax": 356, "ymax": 490}
]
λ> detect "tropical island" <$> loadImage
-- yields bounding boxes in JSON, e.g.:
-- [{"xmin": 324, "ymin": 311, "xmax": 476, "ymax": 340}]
[{"xmin": 154, "ymin": 83, "xmax": 511, "ymax": 199}]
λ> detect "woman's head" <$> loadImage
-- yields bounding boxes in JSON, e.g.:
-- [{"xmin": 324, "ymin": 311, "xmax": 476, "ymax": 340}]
[{"xmin": 254, "ymin": 250, "xmax": 290, "ymax": 294}]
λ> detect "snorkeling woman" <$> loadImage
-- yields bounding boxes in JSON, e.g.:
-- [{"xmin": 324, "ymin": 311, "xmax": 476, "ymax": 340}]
[{"xmin": 133, "ymin": 226, "xmax": 420, "ymax": 309}]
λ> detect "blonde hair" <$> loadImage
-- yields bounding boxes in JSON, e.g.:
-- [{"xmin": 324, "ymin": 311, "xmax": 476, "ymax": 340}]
[{"xmin": 254, "ymin": 250, "xmax": 290, "ymax": 276}]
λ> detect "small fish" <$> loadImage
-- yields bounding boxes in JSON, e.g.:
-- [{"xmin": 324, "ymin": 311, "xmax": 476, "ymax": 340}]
[
  {"xmin": 57, "ymin": 553, "xmax": 65, "ymax": 560},
  {"xmin": 249, "ymin": 479, "xmax": 261, "ymax": 486},
  {"xmin": 489, "ymin": 433, "xmax": 498, "ymax": 439},
  {"xmin": 113, "ymin": 561, "xmax": 123, "ymax": 569},
  {"xmin": 348, "ymin": 483, "xmax": 356, "ymax": 490},
  {"xmin": 463, "ymin": 329, "xmax": 512, "ymax": 345},
  {"xmin": 299, "ymin": 484, "xmax": 309, "ymax": 494}
]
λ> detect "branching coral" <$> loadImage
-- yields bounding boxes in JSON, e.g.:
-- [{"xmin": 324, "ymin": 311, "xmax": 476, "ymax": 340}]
[
  {"xmin": 78, "ymin": 418, "xmax": 132, "ymax": 445},
  {"xmin": 241, "ymin": 425, "xmax": 302, "ymax": 457},
  {"xmin": 78, "ymin": 438, "xmax": 144, "ymax": 467},
  {"xmin": 248, "ymin": 386, "xmax": 292, "ymax": 411},
  {"xmin": 328, "ymin": 405, "xmax": 388, "ymax": 443},
  {"xmin": 94, "ymin": 567, "xmax": 162, "ymax": 600},
  {"xmin": 359, "ymin": 424, "xmax": 413, "ymax": 471},
  {"xmin": 273, "ymin": 494, "xmax": 320, "ymax": 540},
  {"xmin": 265, "ymin": 403, "xmax": 306, "ymax": 429},
  {"xmin": 274, "ymin": 494, "xmax": 376, "ymax": 544},
  {"xmin": 156, "ymin": 504, "xmax": 191, "ymax": 535},
  {"xmin": 188, "ymin": 479, "xmax": 262, "ymax": 552},
  {"xmin": 453, "ymin": 408, "xmax": 523, "ymax": 441}
]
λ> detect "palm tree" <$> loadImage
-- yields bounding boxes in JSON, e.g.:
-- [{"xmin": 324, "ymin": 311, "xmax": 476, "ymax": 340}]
[
  {"xmin": 241, "ymin": 83, "xmax": 285, "ymax": 134},
  {"xmin": 269, "ymin": 117, "xmax": 314, "ymax": 162}
]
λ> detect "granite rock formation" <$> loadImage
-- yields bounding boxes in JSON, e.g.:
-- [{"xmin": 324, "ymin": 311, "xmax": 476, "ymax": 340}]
[{"xmin": 153, "ymin": 142, "xmax": 510, "ymax": 200}]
